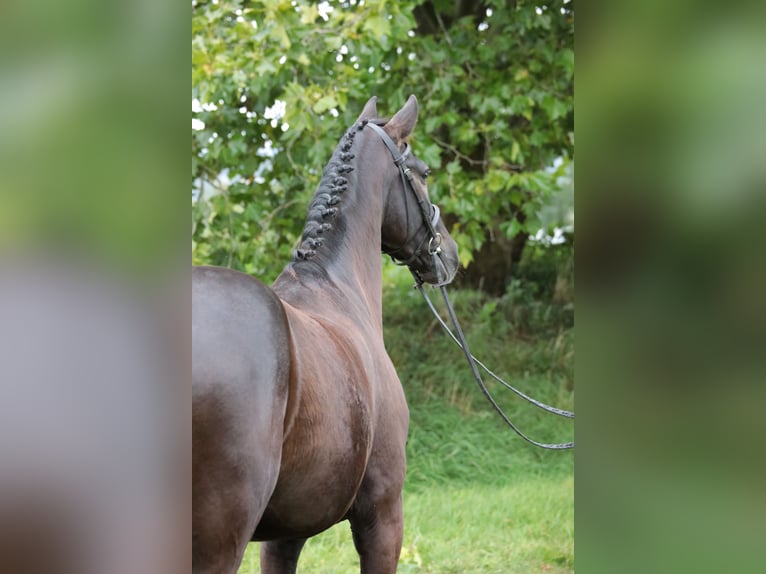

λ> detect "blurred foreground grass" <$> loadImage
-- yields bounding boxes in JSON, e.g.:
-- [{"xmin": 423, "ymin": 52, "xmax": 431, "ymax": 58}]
[{"xmin": 0, "ymin": 2, "xmax": 188, "ymax": 573}]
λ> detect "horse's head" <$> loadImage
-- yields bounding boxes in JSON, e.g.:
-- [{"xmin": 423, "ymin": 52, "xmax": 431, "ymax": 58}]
[{"xmin": 358, "ymin": 95, "xmax": 460, "ymax": 286}]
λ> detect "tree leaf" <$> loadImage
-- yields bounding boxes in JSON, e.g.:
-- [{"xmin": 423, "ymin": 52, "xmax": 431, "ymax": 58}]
[
  {"xmin": 510, "ymin": 141, "xmax": 520, "ymax": 163},
  {"xmin": 300, "ymin": 4, "xmax": 319, "ymax": 25},
  {"xmin": 313, "ymin": 94, "xmax": 338, "ymax": 114},
  {"xmin": 363, "ymin": 16, "xmax": 391, "ymax": 40}
]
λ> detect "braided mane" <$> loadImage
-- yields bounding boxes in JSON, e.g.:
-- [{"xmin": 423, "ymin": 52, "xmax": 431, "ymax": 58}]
[{"xmin": 293, "ymin": 121, "xmax": 365, "ymax": 261}]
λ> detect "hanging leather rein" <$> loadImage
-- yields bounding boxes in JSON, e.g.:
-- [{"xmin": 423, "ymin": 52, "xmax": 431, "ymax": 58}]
[{"xmin": 365, "ymin": 121, "xmax": 574, "ymax": 450}]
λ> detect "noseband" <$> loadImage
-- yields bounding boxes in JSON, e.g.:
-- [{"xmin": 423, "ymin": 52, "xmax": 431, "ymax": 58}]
[{"xmin": 365, "ymin": 122, "xmax": 446, "ymax": 281}]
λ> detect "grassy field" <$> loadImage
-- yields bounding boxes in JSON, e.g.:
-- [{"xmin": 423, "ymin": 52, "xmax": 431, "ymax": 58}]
[{"xmin": 238, "ymin": 266, "xmax": 574, "ymax": 573}]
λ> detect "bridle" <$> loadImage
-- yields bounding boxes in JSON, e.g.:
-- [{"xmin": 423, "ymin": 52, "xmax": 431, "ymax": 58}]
[
  {"xmin": 364, "ymin": 122, "xmax": 448, "ymax": 285},
  {"xmin": 366, "ymin": 121, "xmax": 574, "ymax": 450}
]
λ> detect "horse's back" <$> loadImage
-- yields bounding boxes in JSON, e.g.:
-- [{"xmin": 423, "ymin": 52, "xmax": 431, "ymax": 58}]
[
  {"xmin": 192, "ymin": 265, "xmax": 290, "ymax": 572},
  {"xmin": 192, "ymin": 265, "xmax": 290, "ymax": 396}
]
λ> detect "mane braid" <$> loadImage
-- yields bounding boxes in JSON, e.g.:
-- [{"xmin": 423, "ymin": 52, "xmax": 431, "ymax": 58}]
[{"xmin": 293, "ymin": 123, "xmax": 361, "ymax": 261}]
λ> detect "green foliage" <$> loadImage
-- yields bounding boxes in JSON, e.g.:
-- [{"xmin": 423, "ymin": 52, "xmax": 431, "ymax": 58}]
[
  {"xmin": 507, "ymin": 239, "xmax": 575, "ymax": 333},
  {"xmin": 192, "ymin": 0, "xmax": 574, "ymax": 280},
  {"xmin": 382, "ymin": 262, "xmax": 574, "ymax": 412}
]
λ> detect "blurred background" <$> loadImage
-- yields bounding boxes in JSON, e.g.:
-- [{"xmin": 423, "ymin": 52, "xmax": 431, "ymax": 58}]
[
  {"xmin": 0, "ymin": 1, "xmax": 187, "ymax": 573},
  {"xmin": 577, "ymin": 1, "xmax": 766, "ymax": 573}
]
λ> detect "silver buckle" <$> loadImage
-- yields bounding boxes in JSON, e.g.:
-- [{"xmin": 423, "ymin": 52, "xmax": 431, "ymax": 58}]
[{"xmin": 428, "ymin": 233, "xmax": 443, "ymax": 255}]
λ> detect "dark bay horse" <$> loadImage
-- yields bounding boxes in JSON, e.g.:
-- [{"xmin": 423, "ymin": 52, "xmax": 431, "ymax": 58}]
[{"xmin": 192, "ymin": 96, "xmax": 459, "ymax": 574}]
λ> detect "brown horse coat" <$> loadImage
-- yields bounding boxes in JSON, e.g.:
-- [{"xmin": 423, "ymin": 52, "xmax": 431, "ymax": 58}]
[{"xmin": 192, "ymin": 96, "xmax": 459, "ymax": 574}]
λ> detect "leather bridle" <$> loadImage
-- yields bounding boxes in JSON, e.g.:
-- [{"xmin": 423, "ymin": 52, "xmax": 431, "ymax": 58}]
[{"xmin": 365, "ymin": 122, "xmax": 448, "ymax": 285}]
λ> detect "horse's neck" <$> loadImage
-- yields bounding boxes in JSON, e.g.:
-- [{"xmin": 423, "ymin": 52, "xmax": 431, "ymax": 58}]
[{"xmin": 274, "ymin": 160, "xmax": 386, "ymax": 331}]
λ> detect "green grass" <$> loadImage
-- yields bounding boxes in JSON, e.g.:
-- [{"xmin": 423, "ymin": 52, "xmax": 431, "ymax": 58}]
[
  {"xmin": 238, "ymin": 265, "xmax": 574, "ymax": 572},
  {"xmin": 240, "ymin": 478, "xmax": 573, "ymax": 574}
]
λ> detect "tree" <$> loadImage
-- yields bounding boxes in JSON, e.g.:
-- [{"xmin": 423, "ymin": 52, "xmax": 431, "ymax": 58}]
[{"xmin": 192, "ymin": 0, "xmax": 573, "ymax": 293}]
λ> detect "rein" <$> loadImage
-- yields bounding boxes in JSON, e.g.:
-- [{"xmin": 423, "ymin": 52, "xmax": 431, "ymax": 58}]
[
  {"xmin": 416, "ymin": 270, "xmax": 574, "ymax": 450},
  {"xmin": 366, "ymin": 121, "xmax": 574, "ymax": 450}
]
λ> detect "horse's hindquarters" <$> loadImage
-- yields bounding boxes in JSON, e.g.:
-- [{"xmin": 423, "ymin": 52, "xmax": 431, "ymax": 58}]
[{"xmin": 192, "ymin": 266, "xmax": 291, "ymax": 573}]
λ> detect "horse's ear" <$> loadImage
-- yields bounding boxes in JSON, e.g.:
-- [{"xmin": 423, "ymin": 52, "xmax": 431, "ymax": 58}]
[
  {"xmin": 356, "ymin": 96, "xmax": 378, "ymax": 123},
  {"xmin": 384, "ymin": 95, "xmax": 418, "ymax": 142}
]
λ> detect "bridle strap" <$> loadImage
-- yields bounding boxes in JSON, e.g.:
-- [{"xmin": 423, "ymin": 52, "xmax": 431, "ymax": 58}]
[
  {"xmin": 365, "ymin": 121, "xmax": 408, "ymax": 166},
  {"xmin": 365, "ymin": 122, "xmax": 442, "ymax": 247}
]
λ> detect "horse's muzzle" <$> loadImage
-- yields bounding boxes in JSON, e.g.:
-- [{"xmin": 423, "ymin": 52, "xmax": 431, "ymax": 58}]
[{"xmin": 411, "ymin": 236, "xmax": 459, "ymax": 286}]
